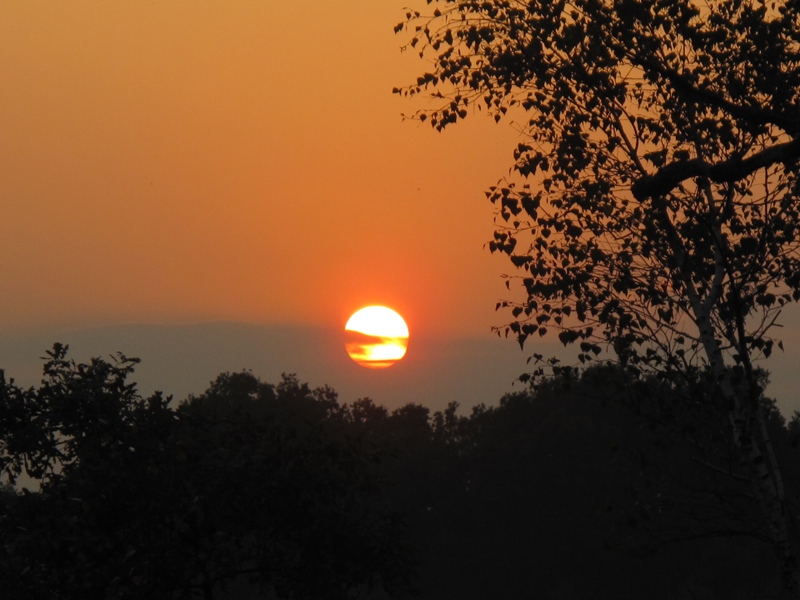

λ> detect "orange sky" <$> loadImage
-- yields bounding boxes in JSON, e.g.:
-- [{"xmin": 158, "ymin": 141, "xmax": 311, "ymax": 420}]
[
  {"xmin": 0, "ymin": 0, "xmax": 523, "ymax": 337},
  {"xmin": 3, "ymin": 1, "xmax": 800, "ymax": 416}
]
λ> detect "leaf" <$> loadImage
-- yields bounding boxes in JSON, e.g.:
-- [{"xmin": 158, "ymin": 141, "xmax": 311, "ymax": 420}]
[{"xmin": 558, "ymin": 330, "xmax": 581, "ymax": 345}]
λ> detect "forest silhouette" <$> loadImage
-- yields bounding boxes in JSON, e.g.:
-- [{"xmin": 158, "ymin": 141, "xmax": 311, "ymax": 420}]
[{"xmin": 1, "ymin": 344, "xmax": 798, "ymax": 599}]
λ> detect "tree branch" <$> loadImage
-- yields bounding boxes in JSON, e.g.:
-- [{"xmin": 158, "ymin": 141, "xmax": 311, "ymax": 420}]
[
  {"xmin": 631, "ymin": 137, "xmax": 800, "ymax": 201},
  {"xmin": 633, "ymin": 57, "xmax": 800, "ymax": 133}
]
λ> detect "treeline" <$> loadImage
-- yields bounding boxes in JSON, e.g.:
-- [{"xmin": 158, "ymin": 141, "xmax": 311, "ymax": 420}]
[{"xmin": 1, "ymin": 345, "xmax": 798, "ymax": 599}]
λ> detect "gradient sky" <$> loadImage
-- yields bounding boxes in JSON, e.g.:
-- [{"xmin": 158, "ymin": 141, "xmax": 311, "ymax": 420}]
[
  {"xmin": 0, "ymin": 0, "xmax": 522, "ymax": 337},
  {"xmin": 1, "ymin": 1, "xmax": 799, "ymax": 414}
]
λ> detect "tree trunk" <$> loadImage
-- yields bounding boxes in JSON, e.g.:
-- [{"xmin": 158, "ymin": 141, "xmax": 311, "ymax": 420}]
[{"xmin": 693, "ymin": 302, "xmax": 800, "ymax": 598}]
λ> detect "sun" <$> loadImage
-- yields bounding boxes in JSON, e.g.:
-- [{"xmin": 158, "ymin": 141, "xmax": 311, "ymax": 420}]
[{"xmin": 345, "ymin": 306, "xmax": 409, "ymax": 369}]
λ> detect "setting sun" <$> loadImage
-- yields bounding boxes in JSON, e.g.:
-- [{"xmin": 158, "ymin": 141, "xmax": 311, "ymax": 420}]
[{"xmin": 345, "ymin": 306, "xmax": 409, "ymax": 369}]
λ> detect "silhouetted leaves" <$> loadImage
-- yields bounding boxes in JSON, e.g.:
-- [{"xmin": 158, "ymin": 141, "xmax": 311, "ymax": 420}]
[
  {"xmin": 4, "ymin": 350, "xmax": 800, "ymax": 598},
  {"xmin": 0, "ymin": 347, "xmax": 411, "ymax": 600},
  {"xmin": 398, "ymin": 1, "xmax": 800, "ymax": 592}
]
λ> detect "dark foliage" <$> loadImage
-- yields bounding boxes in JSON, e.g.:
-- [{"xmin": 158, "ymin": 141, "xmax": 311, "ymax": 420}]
[
  {"xmin": 0, "ymin": 346, "xmax": 411, "ymax": 600},
  {"xmin": 395, "ymin": 1, "xmax": 800, "ymax": 592},
  {"xmin": 377, "ymin": 365, "xmax": 797, "ymax": 599},
  {"xmin": 2, "ymin": 348, "xmax": 799, "ymax": 598}
]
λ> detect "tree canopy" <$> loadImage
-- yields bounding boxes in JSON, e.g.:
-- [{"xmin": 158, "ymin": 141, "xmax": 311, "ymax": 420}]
[
  {"xmin": 0, "ymin": 346, "xmax": 411, "ymax": 600},
  {"xmin": 4, "ymin": 349, "xmax": 799, "ymax": 598},
  {"xmin": 395, "ymin": 0, "xmax": 800, "ymax": 368},
  {"xmin": 395, "ymin": 0, "xmax": 800, "ymax": 595}
]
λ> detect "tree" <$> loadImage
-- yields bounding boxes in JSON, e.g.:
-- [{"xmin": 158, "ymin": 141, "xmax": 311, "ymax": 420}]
[
  {"xmin": 179, "ymin": 372, "xmax": 413, "ymax": 600},
  {"xmin": 395, "ymin": 0, "xmax": 800, "ymax": 595},
  {"xmin": 376, "ymin": 366, "xmax": 791, "ymax": 599},
  {"xmin": 0, "ymin": 344, "xmax": 181, "ymax": 598},
  {"xmin": 0, "ymin": 347, "xmax": 412, "ymax": 599}
]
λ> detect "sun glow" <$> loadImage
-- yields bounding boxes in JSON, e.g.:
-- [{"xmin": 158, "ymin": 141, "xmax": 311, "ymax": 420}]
[{"xmin": 345, "ymin": 306, "xmax": 409, "ymax": 368}]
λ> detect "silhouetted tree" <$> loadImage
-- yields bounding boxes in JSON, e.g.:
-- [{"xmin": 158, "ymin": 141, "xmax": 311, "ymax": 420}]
[
  {"xmin": 398, "ymin": 366, "xmax": 791, "ymax": 599},
  {"xmin": 396, "ymin": 1, "xmax": 800, "ymax": 592},
  {"xmin": 0, "ymin": 344, "xmax": 180, "ymax": 598},
  {"xmin": 5, "ymin": 346, "xmax": 798, "ymax": 598},
  {"xmin": 179, "ymin": 371, "xmax": 412, "ymax": 600},
  {"xmin": 0, "ymin": 347, "xmax": 412, "ymax": 599}
]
